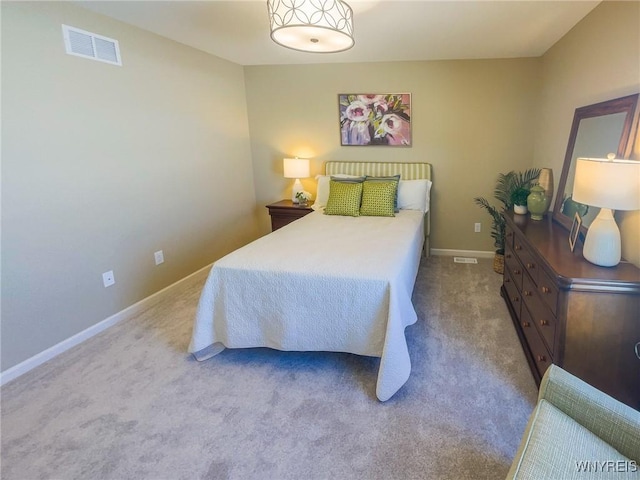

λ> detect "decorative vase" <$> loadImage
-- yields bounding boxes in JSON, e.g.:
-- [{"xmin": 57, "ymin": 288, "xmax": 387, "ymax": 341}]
[
  {"xmin": 538, "ymin": 168, "xmax": 554, "ymax": 211},
  {"xmin": 514, "ymin": 204, "xmax": 528, "ymax": 215},
  {"xmin": 527, "ymin": 185, "xmax": 547, "ymax": 220}
]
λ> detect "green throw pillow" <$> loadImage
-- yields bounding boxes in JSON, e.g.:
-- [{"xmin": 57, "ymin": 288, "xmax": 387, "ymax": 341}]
[
  {"xmin": 324, "ymin": 180, "xmax": 363, "ymax": 216},
  {"xmin": 365, "ymin": 175, "xmax": 400, "ymax": 212},
  {"xmin": 360, "ymin": 180, "xmax": 397, "ymax": 217}
]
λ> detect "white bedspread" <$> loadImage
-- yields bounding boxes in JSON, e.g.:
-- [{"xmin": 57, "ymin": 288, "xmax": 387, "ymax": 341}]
[{"xmin": 189, "ymin": 209, "xmax": 425, "ymax": 401}]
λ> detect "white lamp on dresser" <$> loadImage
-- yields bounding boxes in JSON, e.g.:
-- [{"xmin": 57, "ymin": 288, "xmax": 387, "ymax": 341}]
[{"xmin": 572, "ymin": 155, "xmax": 640, "ymax": 267}]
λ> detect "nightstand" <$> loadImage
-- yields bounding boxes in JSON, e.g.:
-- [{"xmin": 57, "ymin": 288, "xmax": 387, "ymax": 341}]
[{"xmin": 266, "ymin": 200, "xmax": 314, "ymax": 231}]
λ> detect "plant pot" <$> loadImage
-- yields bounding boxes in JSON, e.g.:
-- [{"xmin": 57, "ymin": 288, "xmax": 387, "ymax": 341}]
[
  {"xmin": 493, "ymin": 252, "xmax": 504, "ymax": 274},
  {"xmin": 514, "ymin": 204, "xmax": 528, "ymax": 215}
]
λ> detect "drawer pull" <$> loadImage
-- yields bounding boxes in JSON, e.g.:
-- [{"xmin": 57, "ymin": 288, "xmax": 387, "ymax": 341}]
[
  {"xmin": 635, "ymin": 342, "xmax": 640, "ymax": 360},
  {"xmin": 522, "ymin": 321, "xmax": 530, "ymax": 328},
  {"xmin": 512, "ymin": 296, "xmax": 519, "ymax": 303},
  {"xmin": 523, "ymin": 290, "xmax": 532, "ymax": 297},
  {"xmin": 527, "ymin": 263, "xmax": 534, "ymax": 269},
  {"xmin": 541, "ymin": 286, "xmax": 551, "ymax": 294},
  {"xmin": 515, "ymin": 245, "xmax": 522, "ymax": 251},
  {"xmin": 536, "ymin": 354, "xmax": 547, "ymax": 363},
  {"xmin": 539, "ymin": 319, "xmax": 549, "ymax": 326},
  {"xmin": 514, "ymin": 269, "xmax": 521, "ymax": 275},
  {"xmin": 506, "ymin": 254, "xmax": 512, "ymax": 259},
  {"xmin": 505, "ymin": 278, "xmax": 511, "ymax": 283}
]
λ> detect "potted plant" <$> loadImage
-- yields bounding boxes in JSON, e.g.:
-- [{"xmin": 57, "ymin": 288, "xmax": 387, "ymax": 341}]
[
  {"xmin": 511, "ymin": 187, "xmax": 531, "ymax": 214},
  {"xmin": 474, "ymin": 168, "xmax": 541, "ymax": 273},
  {"xmin": 473, "ymin": 196, "xmax": 507, "ymax": 273}
]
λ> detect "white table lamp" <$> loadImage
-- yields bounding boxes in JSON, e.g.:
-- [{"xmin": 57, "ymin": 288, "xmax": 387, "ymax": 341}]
[
  {"xmin": 572, "ymin": 155, "xmax": 640, "ymax": 267},
  {"xmin": 283, "ymin": 157, "xmax": 310, "ymax": 203}
]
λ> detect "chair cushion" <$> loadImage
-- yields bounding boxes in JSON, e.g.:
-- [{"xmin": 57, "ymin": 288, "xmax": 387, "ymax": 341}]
[
  {"xmin": 539, "ymin": 364, "xmax": 640, "ymax": 461},
  {"xmin": 509, "ymin": 399, "xmax": 635, "ymax": 479}
]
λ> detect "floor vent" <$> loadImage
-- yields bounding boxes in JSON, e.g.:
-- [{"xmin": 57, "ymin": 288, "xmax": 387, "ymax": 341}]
[
  {"xmin": 62, "ymin": 25, "xmax": 122, "ymax": 66},
  {"xmin": 453, "ymin": 257, "xmax": 478, "ymax": 264}
]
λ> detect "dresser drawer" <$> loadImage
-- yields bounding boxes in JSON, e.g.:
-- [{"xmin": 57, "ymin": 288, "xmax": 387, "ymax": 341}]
[
  {"xmin": 537, "ymin": 269, "xmax": 559, "ymax": 316},
  {"xmin": 503, "ymin": 269, "xmax": 522, "ymax": 318},
  {"xmin": 504, "ymin": 247, "xmax": 524, "ymax": 291},
  {"xmin": 522, "ymin": 273, "xmax": 557, "ymax": 352},
  {"xmin": 521, "ymin": 306, "xmax": 553, "ymax": 379},
  {"xmin": 513, "ymin": 239, "xmax": 539, "ymax": 285},
  {"xmin": 505, "ymin": 225, "xmax": 515, "ymax": 250}
]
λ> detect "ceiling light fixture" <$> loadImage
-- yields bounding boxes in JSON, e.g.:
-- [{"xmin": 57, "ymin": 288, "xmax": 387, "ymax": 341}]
[{"xmin": 267, "ymin": 0, "xmax": 354, "ymax": 53}]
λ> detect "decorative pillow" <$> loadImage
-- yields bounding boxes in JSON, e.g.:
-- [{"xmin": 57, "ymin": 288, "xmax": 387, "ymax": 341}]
[
  {"xmin": 324, "ymin": 180, "xmax": 363, "ymax": 216},
  {"xmin": 314, "ymin": 174, "xmax": 366, "ymax": 210},
  {"xmin": 360, "ymin": 181, "xmax": 397, "ymax": 217},
  {"xmin": 331, "ymin": 175, "xmax": 366, "ymax": 183},
  {"xmin": 365, "ymin": 175, "xmax": 401, "ymax": 212},
  {"xmin": 398, "ymin": 179, "xmax": 433, "ymax": 213}
]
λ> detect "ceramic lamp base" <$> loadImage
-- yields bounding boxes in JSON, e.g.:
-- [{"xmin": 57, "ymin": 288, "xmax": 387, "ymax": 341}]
[
  {"xmin": 291, "ymin": 178, "xmax": 303, "ymax": 203},
  {"xmin": 582, "ymin": 208, "xmax": 621, "ymax": 267}
]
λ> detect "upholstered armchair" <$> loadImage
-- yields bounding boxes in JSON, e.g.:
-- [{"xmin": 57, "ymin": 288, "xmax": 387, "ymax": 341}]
[{"xmin": 507, "ymin": 364, "xmax": 640, "ymax": 479}]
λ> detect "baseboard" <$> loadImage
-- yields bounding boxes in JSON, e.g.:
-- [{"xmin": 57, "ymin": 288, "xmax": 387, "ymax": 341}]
[
  {"xmin": 1, "ymin": 249, "xmax": 496, "ymax": 385},
  {"xmin": 0, "ymin": 263, "xmax": 213, "ymax": 387},
  {"xmin": 430, "ymin": 249, "xmax": 495, "ymax": 259}
]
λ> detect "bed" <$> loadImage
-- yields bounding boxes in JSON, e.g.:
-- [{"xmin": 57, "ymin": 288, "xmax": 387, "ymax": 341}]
[{"xmin": 189, "ymin": 161, "xmax": 432, "ymax": 401}]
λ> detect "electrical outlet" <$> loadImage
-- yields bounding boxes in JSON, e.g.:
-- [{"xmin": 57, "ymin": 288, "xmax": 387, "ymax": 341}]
[
  {"xmin": 154, "ymin": 250, "xmax": 164, "ymax": 265},
  {"xmin": 474, "ymin": 222, "xmax": 481, "ymax": 233},
  {"xmin": 102, "ymin": 270, "xmax": 115, "ymax": 288}
]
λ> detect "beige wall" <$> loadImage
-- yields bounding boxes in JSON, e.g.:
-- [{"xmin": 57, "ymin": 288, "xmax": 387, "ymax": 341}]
[
  {"xmin": 244, "ymin": 59, "xmax": 542, "ymax": 251},
  {"xmin": 1, "ymin": 2, "xmax": 258, "ymax": 370},
  {"xmin": 3, "ymin": 1, "xmax": 638, "ymax": 374},
  {"xmin": 533, "ymin": 1, "xmax": 640, "ymax": 265}
]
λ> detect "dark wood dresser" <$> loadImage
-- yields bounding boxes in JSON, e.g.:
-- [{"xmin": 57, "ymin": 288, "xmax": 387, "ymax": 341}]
[{"xmin": 501, "ymin": 211, "xmax": 640, "ymax": 410}]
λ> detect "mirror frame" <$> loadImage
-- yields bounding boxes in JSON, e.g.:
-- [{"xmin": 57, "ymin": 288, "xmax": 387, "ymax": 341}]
[{"xmin": 553, "ymin": 94, "xmax": 640, "ymax": 232}]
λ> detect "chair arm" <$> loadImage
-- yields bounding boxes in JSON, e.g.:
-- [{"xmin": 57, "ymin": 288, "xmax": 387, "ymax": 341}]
[{"xmin": 539, "ymin": 364, "xmax": 640, "ymax": 461}]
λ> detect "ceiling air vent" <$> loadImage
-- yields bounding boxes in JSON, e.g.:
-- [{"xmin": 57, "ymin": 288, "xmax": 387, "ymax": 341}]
[{"xmin": 62, "ymin": 25, "xmax": 122, "ymax": 66}]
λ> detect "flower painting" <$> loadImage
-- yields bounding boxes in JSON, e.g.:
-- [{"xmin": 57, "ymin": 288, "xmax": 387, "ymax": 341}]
[{"xmin": 339, "ymin": 93, "xmax": 411, "ymax": 146}]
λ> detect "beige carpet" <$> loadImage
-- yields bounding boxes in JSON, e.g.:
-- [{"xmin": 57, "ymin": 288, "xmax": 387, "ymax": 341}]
[{"xmin": 0, "ymin": 256, "xmax": 537, "ymax": 479}]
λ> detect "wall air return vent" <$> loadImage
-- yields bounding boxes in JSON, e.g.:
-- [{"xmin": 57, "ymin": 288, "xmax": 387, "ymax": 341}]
[{"xmin": 62, "ymin": 25, "xmax": 122, "ymax": 66}]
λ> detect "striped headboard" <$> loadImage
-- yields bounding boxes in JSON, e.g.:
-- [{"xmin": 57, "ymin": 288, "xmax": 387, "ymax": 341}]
[
  {"xmin": 324, "ymin": 161, "xmax": 432, "ymax": 256},
  {"xmin": 325, "ymin": 161, "xmax": 431, "ymax": 181}
]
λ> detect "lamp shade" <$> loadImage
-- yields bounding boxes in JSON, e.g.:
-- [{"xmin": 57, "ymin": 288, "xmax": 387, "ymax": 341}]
[
  {"xmin": 573, "ymin": 157, "xmax": 640, "ymax": 211},
  {"xmin": 283, "ymin": 157, "xmax": 310, "ymax": 179},
  {"xmin": 267, "ymin": 0, "xmax": 354, "ymax": 53}
]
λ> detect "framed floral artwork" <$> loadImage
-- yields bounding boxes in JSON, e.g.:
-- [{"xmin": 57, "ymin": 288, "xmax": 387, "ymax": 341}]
[{"xmin": 339, "ymin": 93, "xmax": 411, "ymax": 146}]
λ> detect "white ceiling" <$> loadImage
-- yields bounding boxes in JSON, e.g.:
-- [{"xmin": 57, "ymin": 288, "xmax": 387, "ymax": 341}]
[{"xmin": 75, "ymin": 0, "xmax": 601, "ymax": 66}]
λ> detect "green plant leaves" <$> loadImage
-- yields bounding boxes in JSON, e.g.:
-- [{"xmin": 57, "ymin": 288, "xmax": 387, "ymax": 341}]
[{"xmin": 474, "ymin": 168, "xmax": 541, "ymax": 252}]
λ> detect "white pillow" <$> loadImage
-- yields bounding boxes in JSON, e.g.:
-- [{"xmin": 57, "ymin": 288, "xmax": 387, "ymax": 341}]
[
  {"xmin": 397, "ymin": 179, "xmax": 432, "ymax": 213},
  {"xmin": 313, "ymin": 174, "xmax": 364, "ymax": 211}
]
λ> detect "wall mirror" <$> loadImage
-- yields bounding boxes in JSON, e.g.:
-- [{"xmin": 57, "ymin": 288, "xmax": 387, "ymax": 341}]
[{"xmin": 553, "ymin": 94, "xmax": 640, "ymax": 232}]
